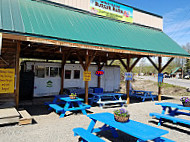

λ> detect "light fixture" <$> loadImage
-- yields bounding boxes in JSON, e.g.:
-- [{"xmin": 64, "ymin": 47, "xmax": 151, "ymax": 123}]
[{"xmin": 59, "ymin": 47, "xmax": 62, "ymax": 52}]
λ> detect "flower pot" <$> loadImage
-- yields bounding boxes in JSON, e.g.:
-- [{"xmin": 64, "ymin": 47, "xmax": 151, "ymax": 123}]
[
  {"xmin": 182, "ymin": 102, "xmax": 190, "ymax": 107},
  {"xmin": 114, "ymin": 114, "xmax": 129, "ymax": 123},
  {"xmin": 69, "ymin": 96, "xmax": 76, "ymax": 99}
]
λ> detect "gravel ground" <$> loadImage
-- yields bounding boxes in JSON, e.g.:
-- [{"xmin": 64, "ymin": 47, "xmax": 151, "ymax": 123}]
[{"xmin": 0, "ymin": 96, "xmax": 189, "ymax": 142}]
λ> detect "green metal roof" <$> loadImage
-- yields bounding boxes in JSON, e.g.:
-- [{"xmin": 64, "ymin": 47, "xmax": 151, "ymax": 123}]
[{"xmin": 0, "ymin": 0, "xmax": 190, "ymax": 57}]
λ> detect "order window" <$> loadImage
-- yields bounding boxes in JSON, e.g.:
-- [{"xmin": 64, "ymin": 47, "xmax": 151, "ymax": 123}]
[
  {"xmin": 74, "ymin": 70, "xmax": 80, "ymax": 79},
  {"xmin": 35, "ymin": 66, "xmax": 45, "ymax": 78},
  {"xmin": 50, "ymin": 67, "xmax": 59, "ymax": 77},
  {"xmin": 65, "ymin": 70, "xmax": 71, "ymax": 79}
]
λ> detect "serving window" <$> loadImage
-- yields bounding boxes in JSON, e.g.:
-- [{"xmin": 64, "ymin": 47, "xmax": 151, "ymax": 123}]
[
  {"xmin": 50, "ymin": 67, "xmax": 59, "ymax": 77},
  {"xmin": 74, "ymin": 70, "xmax": 80, "ymax": 79},
  {"xmin": 35, "ymin": 66, "xmax": 45, "ymax": 78},
  {"xmin": 65, "ymin": 70, "xmax": 71, "ymax": 79}
]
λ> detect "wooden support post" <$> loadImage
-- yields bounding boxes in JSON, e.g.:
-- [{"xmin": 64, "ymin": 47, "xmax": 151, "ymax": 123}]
[
  {"xmin": 60, "ymin": 50, "xmax": 71, "ymax": 94},
  {"xmin": 158, "ymin": 57, "xmax": 162, "ymax": 101},
  {"xmin": 15, "ymin": 41, "xmax": 21, "ymax": 109},
  {"xmin": 126, "ymin": 56, "xmax": 130, "ymax": 104},
  {"xmin": 97, "ymin": 62, "xmax": 104, "ymax": 88},
  {"xmin": 119, "ymin": 56, "xmax": 141, "ymax": 104},
  {"xmin": 85, "ymin": 51, "xmax": 89, "ymax": 104},
  {"xmin": 60, "ymin": 53, "xmax": 65, "ymax": 94},
  {"xmin": 77, "ymin": 50, "xmax": 96, "ymax": 104}
]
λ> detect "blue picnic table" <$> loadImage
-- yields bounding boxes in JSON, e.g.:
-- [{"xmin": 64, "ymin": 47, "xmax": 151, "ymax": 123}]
[
  {"xmin": 48, "ymin": 97, "xmax": 91, "ymax": 118},
  {"xmin": 150, "ymin": 102, "xmax": 190, "ymax": 126},
  {"xmin": 90, "ymin": 93, "xmax": 126, "ymax": 109},
  {"xmin": 73, "ymin": 112, "xmax": 174, "ymax": 142},
  {"xmin": 130, "ymin": 90, "xmax": 157, "ymax": 102}
]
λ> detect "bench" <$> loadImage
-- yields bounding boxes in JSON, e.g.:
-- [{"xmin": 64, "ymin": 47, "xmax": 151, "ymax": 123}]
[
  {"xmin": 130, "ymin": 90, "xmax": 157, "ymax": 102},
  {"xmin": 97, "ymin": 100, "xmax": 126, "ymax": 105},
  {"xmin": 49, "ymin": 104, "xmax": 64, "ymax": 113},
  {"xmin": 65, "ymin": 104, "xmax": 91, "ymax": 111},
  {"xmin": 156, "ymin": 137, "xmax": 175, "ymax": 142},
  {"xmin": 73, "ymin": 127, "xmax": 105, "ymax": 142},
  {"xmin": 150, "ymin": 112, "xmax": 190, "ymax": 126}
]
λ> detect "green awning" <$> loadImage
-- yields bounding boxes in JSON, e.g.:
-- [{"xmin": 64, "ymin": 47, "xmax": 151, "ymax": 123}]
[{"xmin": 0, "ymin": 0, "xmax": 189, "ymax": 57}]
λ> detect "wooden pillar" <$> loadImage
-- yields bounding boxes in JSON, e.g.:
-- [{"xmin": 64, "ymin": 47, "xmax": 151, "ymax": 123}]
[
  {"xmin": 158, "ymin": 57, "xmax": 162, "ymax": 101},
  {"xmin": 85, "ymin": 51, "xmax": 89, "ymax": 104},
  {"xmin": 119, "ymin": 56, "xmax": 141, "ymax": 104},
  {"xmin": 60, "ymin": 53, "xmax": 65, "ymax": 94},
  {"xmin": 126, "ymin": 56, "xmax": 130, "ymax": 104},
  {"xmin": 77, "ymin": 50, "xmax": 96, "ymax": 104},
  {"xmin": 97, "ymin": 63, "xmax": 101, "ymax": 88},
  {"xmin": 97, "ymin": 62, "xmax": 104, "ymax": 88},
  {"xmin": 147, "ymin": 57, "xmax": 174, "ymax": 102},
  {"xmin": 15, "ymin": 41, "xmax": 21, "ymax": 109}
]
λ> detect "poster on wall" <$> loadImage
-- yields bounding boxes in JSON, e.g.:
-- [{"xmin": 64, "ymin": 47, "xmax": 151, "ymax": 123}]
[
  {"xmin": 83, "ymin": 71, "xmax": 91, "ymax": 81},
  {"xmin": 90, "ymin": 0, "xmax": 133, "ymax": 23},
  {"xmin": 0, "ymin": 69, "xmax": 15, "ymax": 94}
]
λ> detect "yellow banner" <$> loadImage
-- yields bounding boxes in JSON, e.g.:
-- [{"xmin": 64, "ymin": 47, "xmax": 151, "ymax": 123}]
[
  {"xmin": 83, "ymin": 71, "xmax": 91, "ymax": 81},
  {"xmin": 0, "ymin": 69, "xmax": 15, "ymax": 94}
]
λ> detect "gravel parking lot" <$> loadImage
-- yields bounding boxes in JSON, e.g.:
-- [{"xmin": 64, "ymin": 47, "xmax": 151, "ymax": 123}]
[{"xmin": 0, "ymin": 96, "xmax": 189, "ymax": 142}]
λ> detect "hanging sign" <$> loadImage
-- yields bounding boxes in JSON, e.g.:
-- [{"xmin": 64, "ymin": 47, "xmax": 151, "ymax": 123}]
[
  {"xmin": 125, "ymin": 72, "xmax": 133, "ymax": 81},
  {"xmin": 0, "ymin": 69, "xmax": 15, "ymax": 94},
  {"xmin": 83, "ymin": 71, "xmax": 91, "ymax": 81},
  {"xmin": 90, "ymin": 0, "xmax": 133, "ymax": 23},
  {"xmin": 0, "ymin": 33, "xmax": 2, "ymax": 55},
  {"xmin": 96, "ymin": 70, "xmax": 104, "ymax": 76},
  {"xmin": 158, "ymin": 73, "xmax": 164, "ymax": 87}
]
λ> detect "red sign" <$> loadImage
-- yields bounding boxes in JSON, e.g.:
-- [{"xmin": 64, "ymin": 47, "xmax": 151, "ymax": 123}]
[{"xmin": 96, "ymin": 70, "xmax": 104, "ymax": 76}]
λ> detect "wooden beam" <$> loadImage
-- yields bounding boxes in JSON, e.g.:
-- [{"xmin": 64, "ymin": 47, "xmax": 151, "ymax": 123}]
[
  {"xmin": 147, "ymin": 57, "xmax": 159, "ymax": 71},
  {"xmin": 3, "ymin": 33, "xmax": 190, "ymax": 59},
  {"xmin": 85, "ymin": 51, "xmax": 97, "ymax": 70},
  {"xmin": 109, "ymin": 60, "xmax": 115, "ymax": 66},
  {"xmin": 129, "ymin": 57, "xmax": 141, "ymax": 72},
  {"xmin": 76, "ymin": 53, "xmax": 85, "ymax": 70},
  {"xmin": 119, "ymin": 58, "xmax": 128, "ymax": 70},
  {"xmin": 15, "ymin": 41, "xmax": 21, "ymax": 109},
  {"xmin": 160, "ymin": 58, "xmax": 174, "ymax": 72}
]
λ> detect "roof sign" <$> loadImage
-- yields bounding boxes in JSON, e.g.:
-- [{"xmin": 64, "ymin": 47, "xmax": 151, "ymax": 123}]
[{"xmin": 90, "ymin": 0, "xmax": 133, "ymax": 23}]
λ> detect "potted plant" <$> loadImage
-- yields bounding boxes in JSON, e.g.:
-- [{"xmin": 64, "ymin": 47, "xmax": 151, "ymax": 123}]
[
  {"xmin": 180, "ymin": 97, "xmax": 190, "ymax": 107},
  {"xmin": 114, "ymin": 108, "xmax": 130, "ymax": 123},
  {"xmin": 69, "ymin": 93, "xmax": 77, "ymax": 99}
]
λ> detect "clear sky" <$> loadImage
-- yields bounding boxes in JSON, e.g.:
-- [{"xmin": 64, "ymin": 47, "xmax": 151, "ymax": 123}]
[{"xmin": 115, "ymin": 0, "xmax": 190, "ymax": 46}]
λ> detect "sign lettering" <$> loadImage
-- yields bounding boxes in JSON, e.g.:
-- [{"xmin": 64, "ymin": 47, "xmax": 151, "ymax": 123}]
[
  {"xmin": 83, "ymin": 71, "xmax": 91, "ymax": 81},
  {"xmin": 0, "ymin": 69, "xmax": 15, "ymax": 93},
  {"xmin": 90, "ymin": 0, "xmax": 133, "ymax": 23}
]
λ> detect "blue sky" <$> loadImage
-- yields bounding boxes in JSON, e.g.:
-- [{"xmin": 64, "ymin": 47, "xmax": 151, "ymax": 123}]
[{"xmin": 115, "ymin": 0, "xmax": 190, "ymax": 46}]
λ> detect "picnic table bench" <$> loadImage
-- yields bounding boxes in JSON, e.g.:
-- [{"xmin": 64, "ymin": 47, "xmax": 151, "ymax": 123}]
[
  {"xmin": 48, "ymin": 97, "xmax": 91, "ymax": 118},
  {"xmin": 130, "ymin": 90, "xmax": 157, "ymax": 102},
  {"xmin": 73, "ymin": 112, "xmax": 174, "ymax": 142},
  {"xmin": 150, "ymin": 102, "xmax": 190, "ymax": 126},
  {"xmin": 90, "ymin": 93, "xmax": 126, "ymax": 109},
  {"xmin": 73, "ymin": 128, "xmax": 105, "ymax": 142}
]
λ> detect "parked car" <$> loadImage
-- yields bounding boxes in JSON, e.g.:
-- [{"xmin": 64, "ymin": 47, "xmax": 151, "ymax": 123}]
[
  {"xmin": 164, "ymin": 74, "xmax": 171, "ymax": 78},
  {"xmin": 184, "ymin": 75, "xmax": 190, "ymax": 79}
]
